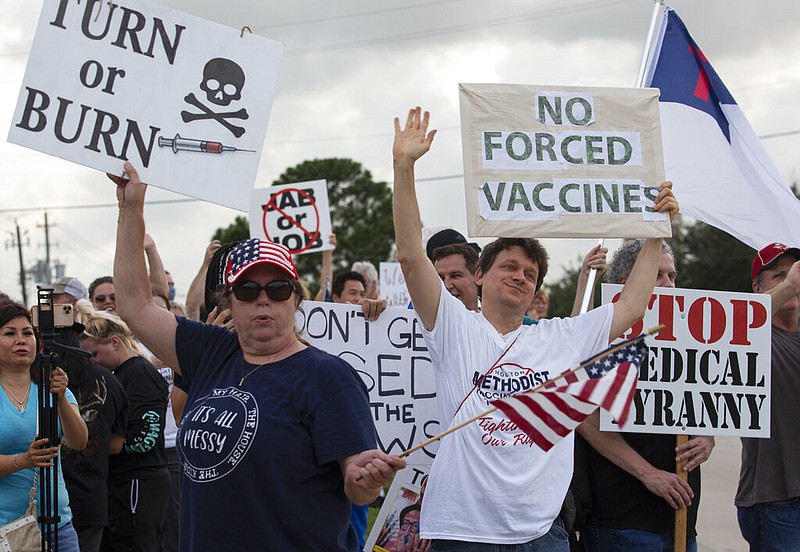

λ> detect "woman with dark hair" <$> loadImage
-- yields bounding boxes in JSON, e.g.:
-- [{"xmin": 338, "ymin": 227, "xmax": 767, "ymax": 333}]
[
  {"xmin": 108, "ymin": 162, "xmax": 405, "ymax": 552},
  {"xmin": 0, "ymin": 302, "xmax": 88, "ymax": 551}
]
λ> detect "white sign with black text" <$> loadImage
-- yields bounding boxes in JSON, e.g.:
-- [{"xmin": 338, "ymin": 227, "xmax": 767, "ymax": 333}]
[{"xmin": 9, "ymin": 0, "xmax": 283, "ymax": 210}]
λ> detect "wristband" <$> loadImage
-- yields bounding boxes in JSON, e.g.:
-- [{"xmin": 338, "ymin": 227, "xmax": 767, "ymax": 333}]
[{"xmin": 12, "ymin": 454, "xmax": 23, "ymax": 470}]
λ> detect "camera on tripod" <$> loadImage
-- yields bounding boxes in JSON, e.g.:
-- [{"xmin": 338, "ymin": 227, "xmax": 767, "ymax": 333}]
[{"xmin": 31, "ymin": 303, "xmax": 74, "ymax": 329}]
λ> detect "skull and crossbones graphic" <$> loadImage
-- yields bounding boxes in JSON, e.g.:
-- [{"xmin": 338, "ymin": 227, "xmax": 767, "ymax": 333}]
[{"xmin": 181, "ymin": 58, "xmax": 249, "ymax": 138}]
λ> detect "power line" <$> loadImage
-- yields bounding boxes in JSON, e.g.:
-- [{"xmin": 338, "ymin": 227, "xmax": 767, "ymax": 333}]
[
  {"xmin": 284, "ymin": 0, "xmax": 636, "ymax": 56},
  {"xmin": 254, "ymin": 0, "xmax": 472, "ymax": 30},
  {"xmin": 760, "ymin": 129, "xmax": 800, "ymax": 140},
  {"xmin": 0, "ymin": 198, "xmax": 198, "ymax": 214}
]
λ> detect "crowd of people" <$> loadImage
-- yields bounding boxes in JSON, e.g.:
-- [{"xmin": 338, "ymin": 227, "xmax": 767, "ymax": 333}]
[{"xmin": 0, "ymin": 106, "xmax": 798, "ymax": 552}]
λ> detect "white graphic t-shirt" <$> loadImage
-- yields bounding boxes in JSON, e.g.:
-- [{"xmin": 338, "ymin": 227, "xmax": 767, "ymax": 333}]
[{"xmin": 420, "ymin": 284, "xmax": 613, "ymax": 543}]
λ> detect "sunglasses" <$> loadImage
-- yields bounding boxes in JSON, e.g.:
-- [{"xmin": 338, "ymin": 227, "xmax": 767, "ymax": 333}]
[
  {"xmin": 94, "ymin": 293, "xmax": 115, "ymax": 303},
  {"xmin": 232, "ymin": 280, "xmax": 294, "ymax": 302}
]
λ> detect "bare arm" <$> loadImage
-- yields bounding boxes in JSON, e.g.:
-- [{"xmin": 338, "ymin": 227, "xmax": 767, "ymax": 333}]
[
  {"xmin": 393, "ymin": 107, "xmax": 441, "ymax": 330},
  {"xmin": 577, "ymin": 411, "xmax": 693, "ymax": 509},
  {"xmin": 610, "ymin": 182, "xmax": 679, "ymax": 340},
  {"xmin": 144, "ymin": 233, "xmax": 168, "ymax": 293},
  {"xmin": 570, "ymin": 244, "xmax": 607, "ymax": 316},
  {"xmin": 108, "ymin": 434, "xmax": 124, "ymax": 455},
  {"xmin": 339, "ymin": 449, "xmax": 406, "ymax": 505},
  {"xmin": 185, "ymin": 240, "xmax": 221, "ymax": 321},
  {"xmin": 314, "ymin": 234, "xmax": 336, "ymax": 301},
  {"xmin": 762, "ymin": 259, "xmax": 800, "ymax": 316},
  {"xmin": 52, "ymin": 367, "xmax": 88, "ymax": 450},
  {"xmin": 109, "ymin": 162, "xmax": 180, "ymax": 373}
]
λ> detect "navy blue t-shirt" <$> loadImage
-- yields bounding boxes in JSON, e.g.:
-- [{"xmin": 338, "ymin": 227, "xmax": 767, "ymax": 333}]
[{"xmin": 175, "ymin": 317, "xmax": 377, "ymax": 552}]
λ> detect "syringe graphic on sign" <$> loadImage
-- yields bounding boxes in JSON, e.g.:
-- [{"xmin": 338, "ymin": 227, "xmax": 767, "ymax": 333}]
[{"xmin": 158, "ymin": 134, "xmax": 255, "ymax": 155}]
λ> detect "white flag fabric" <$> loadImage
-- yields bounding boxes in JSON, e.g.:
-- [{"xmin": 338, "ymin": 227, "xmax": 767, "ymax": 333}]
[{"xmin": 645, "ymin": 7, "xmax": 800, "ymax": 250}]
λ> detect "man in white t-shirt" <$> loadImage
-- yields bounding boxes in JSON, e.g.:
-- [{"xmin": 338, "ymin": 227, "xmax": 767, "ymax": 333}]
[{"xmin": 391, "ymin": 107, "xmax": 679, "ymax": 550}]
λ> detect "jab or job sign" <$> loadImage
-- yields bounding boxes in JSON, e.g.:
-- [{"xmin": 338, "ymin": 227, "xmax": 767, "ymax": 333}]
[
  {"xmin": 459, "ymin": 84, "xmax": 670, "ymax": 238},
  {"xmin": 248, "ymin": 180, "xmax": 332, "ymax": 255},
  {"xmin": 8, "ymin": 0, "xmax": 283, "ymax": 211},
  {"xmin": 600, "ymin": 285, "xmax": 771, "ymax": 437}
]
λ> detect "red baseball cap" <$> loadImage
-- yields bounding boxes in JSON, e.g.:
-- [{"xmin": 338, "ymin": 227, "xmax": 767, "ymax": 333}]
[{"xmin": 751, "ymin": 242, "xmax": 800, "ymax": 280}]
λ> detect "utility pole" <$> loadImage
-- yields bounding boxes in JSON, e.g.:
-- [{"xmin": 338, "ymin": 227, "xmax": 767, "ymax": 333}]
[
  {"xmin": 14, "ymin": 221, "xmax": 28, "ymax": 305},
  {"xmin": 37, "ymin": 211, "xmax": 55, "ymax": 284}
]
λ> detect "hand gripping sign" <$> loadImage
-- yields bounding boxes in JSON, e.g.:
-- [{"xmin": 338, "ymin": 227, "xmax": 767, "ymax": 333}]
[{"xmin": 248, "ymin": 180, "xmax": 333, "ymax": 255}]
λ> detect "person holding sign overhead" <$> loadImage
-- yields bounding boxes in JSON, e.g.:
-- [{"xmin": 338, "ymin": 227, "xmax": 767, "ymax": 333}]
[
  {"xmin": 108, "ymin": 162, "xmax": 405, "ymax": 552},
  {"xmin": 392, "ymin": 107, "xmax": 678, "ymax": 550},
  {"xmin": 736, "ymin": 243, "xmax": 800, "ymax": 550}
]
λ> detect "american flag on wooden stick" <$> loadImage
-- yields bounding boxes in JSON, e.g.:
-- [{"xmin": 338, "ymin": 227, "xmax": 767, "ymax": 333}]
[{"xmin": 491, "ymin": 336, "xmax": 648, "ymax": 452}]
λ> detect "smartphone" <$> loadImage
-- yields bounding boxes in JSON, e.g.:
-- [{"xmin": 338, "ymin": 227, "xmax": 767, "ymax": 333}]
[{"xmin": 31, "ymin": 304, "xmax": 74, "ymax": 328}]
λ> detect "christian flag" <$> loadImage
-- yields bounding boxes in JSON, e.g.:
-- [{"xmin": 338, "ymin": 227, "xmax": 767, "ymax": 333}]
[
  {"xmin": 644, "ymin": 8, "xmax": 800, "ymax": 250},
  {"xmin": 491, "ymin": 337, "xmax": 647, "ymax": 452}
]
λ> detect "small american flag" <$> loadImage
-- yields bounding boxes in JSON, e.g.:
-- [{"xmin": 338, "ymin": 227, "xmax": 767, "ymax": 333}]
[
  {"xmin": 226, "ymin": 238, "xmax": 298, "ymax": 284},
  {"xmin": 491, "ymin": 337, "xmax": 647, "ymax": 452}
]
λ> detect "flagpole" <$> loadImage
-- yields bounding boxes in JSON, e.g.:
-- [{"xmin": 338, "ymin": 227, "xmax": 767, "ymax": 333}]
[
  {"xmin": 398, "ymin": 327, "xmax": 662, "ymax": 459},
  {"xmin": 674, "ymin": 434, "xmax": 690, "ymax": 552},
  {"xmin": 636, "ymin": 0, "xmax": 666, "ymax": 88},
  {"xmin": 634, "ymin": 5, "xmax": 691, "ymax": 551},
  {"xmin": 578, "ymin": 0, "xmax": 666, "ymax": 316}
]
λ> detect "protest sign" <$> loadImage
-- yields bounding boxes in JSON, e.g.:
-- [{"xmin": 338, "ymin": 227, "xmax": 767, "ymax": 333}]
[
  {"xmin": 297, "ymin": 302, "xmax": 441, "ymax": 462},
  {"xmin": 365, "ymin": 464, "xmax": 430, "ymax": 552},
  {"xmin": 8, "ymin": 0, "xmax": 282, "ymax": 211},
  {"xmin": 380, "ymin": 262, "xmax": 410, "ymax": 308},
  {"xmin": 249, "ymin": 180, "xmax": 332, "ymax": 255},
  {"xmin": 600, "ymin": 285, "xmax": 771, "ymax": 437},
  {"xmin": 459, "ymin": 83, "xmax": 670, "ymax": 238}
]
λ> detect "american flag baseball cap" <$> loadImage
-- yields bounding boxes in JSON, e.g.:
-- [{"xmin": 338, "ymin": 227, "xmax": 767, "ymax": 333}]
[
  {"xmin": 225, "ymin": 238, "xmax": 299, "ymax": 284},
  {"xmin": 751, "ymin": 242, "xmax": 800, "ymax": 280}
]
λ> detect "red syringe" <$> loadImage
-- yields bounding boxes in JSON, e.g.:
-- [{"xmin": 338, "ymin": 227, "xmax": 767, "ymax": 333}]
[{"xmin": 158, "ymin": 133, "xmax": 255, "ymax": 154}]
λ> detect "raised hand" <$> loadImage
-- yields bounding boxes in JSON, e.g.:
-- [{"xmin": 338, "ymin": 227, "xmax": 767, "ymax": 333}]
[{"xmin": 393, "ymin": 106, "xmax": 437, "ymax": 164}]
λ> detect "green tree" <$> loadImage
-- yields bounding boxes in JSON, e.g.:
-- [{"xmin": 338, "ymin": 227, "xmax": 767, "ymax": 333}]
[
  {"xmin": 544, "ymin": 220, "xmax": 758, "ymax": 318},
  {"xmin": 212, "ymin": 215, "xmax": 248, "ymax": 243},
  {"xmin": 212, "ymin": 158, "xmax": 394, "ymax": 296},
  {"xmin": 671, "ymin": 221, "xmax": 755, "ymax": 293},
  {"xmin": 545, "ymin": 259, "xmax": 584, "ymax": 319}
]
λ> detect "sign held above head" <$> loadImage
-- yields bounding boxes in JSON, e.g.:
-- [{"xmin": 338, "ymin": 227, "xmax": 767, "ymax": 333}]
[
  {"xmin": 459, "ymin": 83, "xmax": 671, "ymax": 239},
  {"xmin": 8, "ymin": 0, "xmax": 283, "ymax": 211}
]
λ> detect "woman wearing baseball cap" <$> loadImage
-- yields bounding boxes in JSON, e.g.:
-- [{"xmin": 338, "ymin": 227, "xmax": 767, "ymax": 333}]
[{"xmin": 107, "ymin": 163, "xmax": 404, "ymax": 552}]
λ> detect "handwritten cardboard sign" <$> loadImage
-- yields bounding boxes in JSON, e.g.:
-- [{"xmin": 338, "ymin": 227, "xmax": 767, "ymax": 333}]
[{"xmin": 460, "ymin": 83, "xmax": 670, "ymax": 238}]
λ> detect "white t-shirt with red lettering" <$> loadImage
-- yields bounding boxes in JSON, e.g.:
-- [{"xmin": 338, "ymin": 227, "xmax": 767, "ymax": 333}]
[{"xmin": 419, "ymin": 284, "xmax": 613, "ymax": 543}]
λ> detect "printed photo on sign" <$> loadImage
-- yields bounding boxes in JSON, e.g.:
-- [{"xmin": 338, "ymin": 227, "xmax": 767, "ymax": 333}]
[
  {"xmin": 8, "ymin": 0, "xmax": 283, "ymax": 210},
  {"xmin": 459, "ymin": 83, "xmax": 670, "ymax": 239},
  {"xmin": 249, "ymin": 180, "xmax": 333, "ymax": 255},
  {"xmin": 366, "ymin": 465, "xmax": 430, "ymax": 552},
  {"xmin": 600, "ymin": 284, "xmax": 772, "ymax": 438}
]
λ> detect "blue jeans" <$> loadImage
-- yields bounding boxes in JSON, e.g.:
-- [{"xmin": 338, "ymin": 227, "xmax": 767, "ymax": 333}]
[
  {"xmin": 581, "ymin": 521, "xmax": 697, "ymax": 552},
  {"xmin": 430, "ymin": 517, "xmax": 568, "ymax": 551},
  {"xmin": 737, "ymin": 498, "xmax": 800, "ymax": 551},
  {"xmin": 42, "ymin": 521, "xmax": 81, "ymax": 552}
]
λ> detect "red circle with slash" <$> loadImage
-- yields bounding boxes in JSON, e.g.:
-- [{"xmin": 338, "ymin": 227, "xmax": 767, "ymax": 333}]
[{"xmin": 262, "ymin": 187, "xmax": 321, "ymax": 254}]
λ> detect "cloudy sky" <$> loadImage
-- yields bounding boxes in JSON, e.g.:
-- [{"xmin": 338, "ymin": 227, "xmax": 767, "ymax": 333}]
[{"xmin": 1, "ymin": 0, "xmax": 798, "ymax": 304}]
